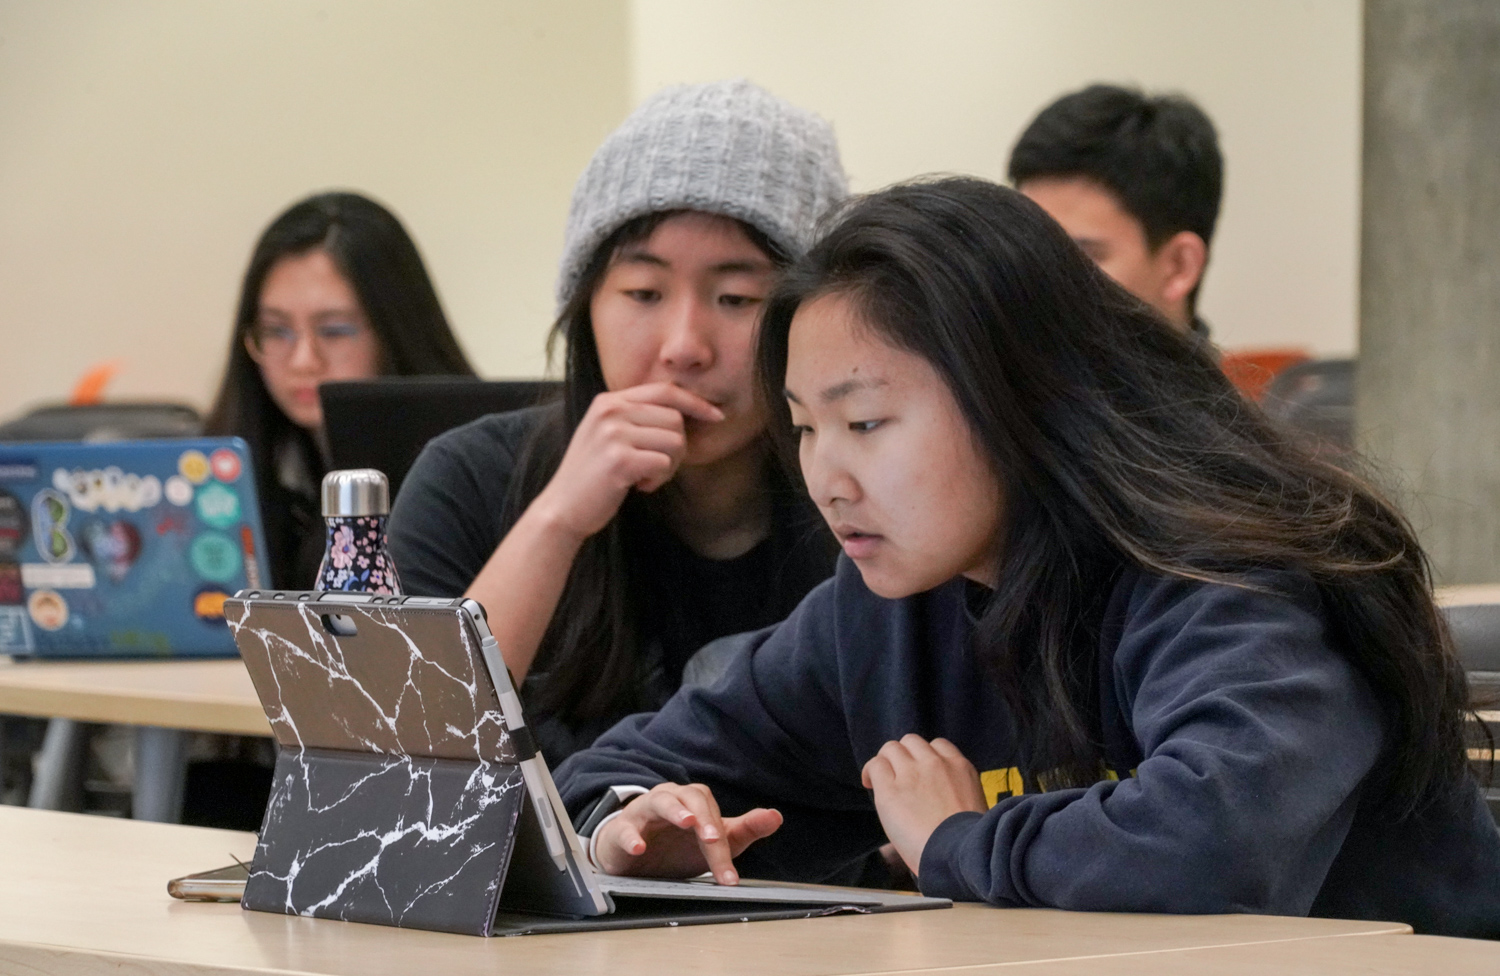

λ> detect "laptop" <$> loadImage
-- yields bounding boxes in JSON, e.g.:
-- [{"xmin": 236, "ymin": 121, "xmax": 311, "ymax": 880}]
[
  {"xmin": 226, "ymin": 590, "xmax": 949, "ymax": 935},
  {"xmin": 320, "ymin": 378, "xmax": 560, "ymax": 498},
  {"xmin": 0, "ymin": 438, "xmax": 270, "ymax": 658}
]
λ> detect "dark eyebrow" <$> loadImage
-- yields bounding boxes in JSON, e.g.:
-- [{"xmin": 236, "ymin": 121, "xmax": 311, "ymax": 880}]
[
  {"xmin": 783, "ymin": 377, "xmax": 888, "ymax": 406},
  {"xmin": 710, "ymin": 259, "xmax": 773, "ymax": 275},
  {"xmin": 614, "ymin": 249, "xmax": 669, "ymax": 269}
]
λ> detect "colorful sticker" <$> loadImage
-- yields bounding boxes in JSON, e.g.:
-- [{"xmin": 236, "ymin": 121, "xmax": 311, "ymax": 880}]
[
  {"xmin": 0, "ymin": 605, "xmax": 33, "ymax": 652},
  {"xmin": 0, "ymin": 459, "xmax": 38, "ymax": 482},
  {"xmin": 178, "ymin": 450, "xmax": 211, "ymax": 485},
  {"xmin": 165, "ymin": 475, "xmax": 193, "ymax": 507},
  {"xmin": 79, "ymin": 519, "xmax": 143, "ymax": 583},
  {"xmin": 240, "ymin": 525, "xmax": 263, "ymax": 589},
  {"xmin": 195, "ymin": 483, "xmax": 241, "ymax": 530},
  {"xmin": 189, "ymin": 531, "xmax": 241, "ymax": 583},
  {"xmin": 30, "ymin": 489, "xmax": 74, "ymax": 564},
  {"xmin": 210, "ymin": 449, "xmax": 242, "ymax": 483},
  {"xmin": 20, "ymin": 562, "xmax": 96, "ymax": 590},
  {"xmin": 27, "ymin": 589, "xmax": 68, "ymax": 631},
  {"xmin": 0, "ymin": 490, "xmax": 27, "ymax": 558},
  {"xmin": 193, "ymin": 586, "xmax": 231, "ymax": 623},
  {"xmin": 53, "ymin": 466, "xmax": 161, "ymax": 513},
  {"xmin": 0, "ymin": 562, "xmax": 22, "ymax": 605}
]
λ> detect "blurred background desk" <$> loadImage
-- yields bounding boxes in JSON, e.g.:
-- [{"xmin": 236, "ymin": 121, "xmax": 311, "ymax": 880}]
[
  {"xmin": 0, "ymin": 805, "xmax": 1422, "ymax": 976},
  {"xmin": 0, "ymin": 657, "xmax": 267, "ymax": 821},
  {"xmin": 0, "ymin": 657, "xmax": 265, "ymax": 734}
]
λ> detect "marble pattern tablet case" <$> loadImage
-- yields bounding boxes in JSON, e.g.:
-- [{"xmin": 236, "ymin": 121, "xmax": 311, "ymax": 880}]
[{"xmin": 229, "ymin": 597, "xmax": 526, "ymax": 936}]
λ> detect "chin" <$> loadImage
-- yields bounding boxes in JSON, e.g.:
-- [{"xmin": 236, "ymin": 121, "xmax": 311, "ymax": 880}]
[
  {"xmin": 281, "ymin": 405, "xmax": 322, "ymax": 432},
  {"xmin": 854, "ymin": 566, "xmax": 926, "ymax": 601},
  {"xmin": 855, "ymin": 556, "xmax": 962, "ymax": 600}
]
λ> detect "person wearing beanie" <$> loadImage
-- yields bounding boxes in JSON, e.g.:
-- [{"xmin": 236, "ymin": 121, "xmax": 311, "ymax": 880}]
[{"xmin": 389, "ymin": 79, "xmax": 848, "ymax": 767}]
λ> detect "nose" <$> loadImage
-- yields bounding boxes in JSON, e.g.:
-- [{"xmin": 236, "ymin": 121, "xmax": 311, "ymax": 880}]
[
  {"xmin": 286, "ymin": 330, "xmax": 326, "ymax": 372},
  {"xmin": 800, "ymin": 432, "xmax": 860, "ymax": 510},
  {"xmin": 657, "ymin": 294, "xmax": 715, "ymax": 374}
]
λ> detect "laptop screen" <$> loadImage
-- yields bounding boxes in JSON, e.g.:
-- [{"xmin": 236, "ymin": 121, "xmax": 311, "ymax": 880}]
[
  {"xmin": 0, "ymin": 437, "xmax": 270, "ymax": 658},
  {"xmin": 320, "ymin": 378, "xmax": 560, "ymax": 498}
]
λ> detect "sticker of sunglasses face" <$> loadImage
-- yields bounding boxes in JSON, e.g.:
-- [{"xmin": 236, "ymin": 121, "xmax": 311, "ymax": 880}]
[{"xmin": 30, "ymin": 489, "xmax": 74, "ymax": 564}]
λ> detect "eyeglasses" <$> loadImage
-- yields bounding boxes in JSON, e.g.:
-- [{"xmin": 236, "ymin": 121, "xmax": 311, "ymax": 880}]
[{"xmin": 245, "ymin": 320, "xmax": 374, "ymax": 364}]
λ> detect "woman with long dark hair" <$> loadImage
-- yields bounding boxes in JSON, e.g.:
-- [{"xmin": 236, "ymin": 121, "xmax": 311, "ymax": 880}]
[
  {"xmin": 205, "ymin": 191, "xmax": 475, "ymax": 589},
  {"xmin": 558, "ymin": 177, "xmax": 1500, "ymax": 936},
  {"xmin": 388, "ymin": 81, "xmax": 846, "ymax": 763}
]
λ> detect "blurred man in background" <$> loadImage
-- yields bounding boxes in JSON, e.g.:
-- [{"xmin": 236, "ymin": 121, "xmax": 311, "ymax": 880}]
[{"xmin": 1009, "ymin": 84, "xmax": 1223, "ymax": 340}]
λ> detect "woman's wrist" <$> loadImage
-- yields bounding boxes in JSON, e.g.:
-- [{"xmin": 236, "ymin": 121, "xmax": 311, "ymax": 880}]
[{"xmin": 518, "ymin": 488, "xmax": 594, "ymax": 553}]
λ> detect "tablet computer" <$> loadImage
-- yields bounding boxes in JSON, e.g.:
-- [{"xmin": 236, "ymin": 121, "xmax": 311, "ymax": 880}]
[{"xmin": 225, "ymin": 590, "xmax": 949, "ymax": 934}]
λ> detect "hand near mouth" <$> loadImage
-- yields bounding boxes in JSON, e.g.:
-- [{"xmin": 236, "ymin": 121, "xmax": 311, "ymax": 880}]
[{"xmin": 537, "ymin": 382, "xmax": 725, "ymax": 543}]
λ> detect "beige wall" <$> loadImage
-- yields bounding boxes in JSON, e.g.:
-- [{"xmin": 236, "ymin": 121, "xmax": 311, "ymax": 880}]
[
  {"xmin": 631, "ymin": 0, "xmax": 1363, "ymax": 357},
  {"xmin": 0, "ymin": 0, "xmax": 630, "ymax": 422},
  {"xmin": 0, "ymin": 1, "xmax": 1362, "ymax": 425}
]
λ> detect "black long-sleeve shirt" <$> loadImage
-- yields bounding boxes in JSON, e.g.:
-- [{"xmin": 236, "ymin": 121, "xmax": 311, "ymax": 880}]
[
  {"xmin": 557, "ymin": 557, "xmax": 1500, "ymax": 938},
  {"xmin": 388, "ymin": 406, "xmax": 837, "ymax": 762}
]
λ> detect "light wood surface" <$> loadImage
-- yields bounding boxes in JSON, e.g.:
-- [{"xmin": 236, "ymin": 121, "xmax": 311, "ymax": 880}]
[
  {"xmin": 1436, "ymin": 584, "xmax": 1500, "ymax": 607},
  {"xmin": 0, "ymin": 805, "xmax": 1416, "ymax": 976},
  {"xmin": 982, "ymin": 932, "xmax": 1500, "ymax": 975},
  {"xmin": 0, "ymin": 657, "xmax": 268, "ymax": 735}
]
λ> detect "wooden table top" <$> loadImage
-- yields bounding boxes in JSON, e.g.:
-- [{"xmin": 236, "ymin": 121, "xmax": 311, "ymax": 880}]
[
  {"xmin": 1000, "ymin": 931, "xmax": 1500, "ymax": 975},
  {"xmin": 0, "ymin": 805, "xmax": 1419, "ymax": 976},
  {"xmin": 0, "ymin": 656, "xmax": 268, "ymax": 735}
]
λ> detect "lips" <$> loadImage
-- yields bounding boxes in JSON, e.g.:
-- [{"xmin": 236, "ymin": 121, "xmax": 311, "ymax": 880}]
[{"xmin": 829, "ymin": 522, "xmax": 883, "ymax": 560}]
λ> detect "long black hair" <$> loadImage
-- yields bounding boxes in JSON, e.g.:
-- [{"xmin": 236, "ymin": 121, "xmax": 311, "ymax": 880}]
[
  {"xmin": 507, "ymin": 211, "xmax": 831, "ymax": 724},
  {"xmin": 756, "ymin": 177, "xmax": 1470, "ymax": 816},
  {"xmin": 205, "ymin": 191, "xmax": 475, "ymax": 584}
]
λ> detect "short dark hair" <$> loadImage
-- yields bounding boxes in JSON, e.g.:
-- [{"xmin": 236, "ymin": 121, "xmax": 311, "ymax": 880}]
[{"xmin": 1008, "ymin": 84, "xmax": 1223, "ymax": 250}]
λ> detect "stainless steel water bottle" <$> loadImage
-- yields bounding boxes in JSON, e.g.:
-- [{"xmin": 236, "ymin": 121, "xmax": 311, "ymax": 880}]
[{"xmin": 315, "ymin": 469, "xmax": 402, "ymax": 595}]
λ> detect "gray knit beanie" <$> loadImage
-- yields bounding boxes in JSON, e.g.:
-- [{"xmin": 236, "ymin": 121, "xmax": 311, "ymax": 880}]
[{"xmin": 556, "ymin": 79, "xmax": 847, "ymax": 309}]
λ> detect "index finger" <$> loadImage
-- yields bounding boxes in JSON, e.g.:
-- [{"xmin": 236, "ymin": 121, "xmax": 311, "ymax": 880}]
[
  {"xmin": 676, "ymin": 785, "xmax": 740, "ymax": 885},
  {"xmin": 618, "ymin": 382, "xmax": 726, "ymax": 423}
]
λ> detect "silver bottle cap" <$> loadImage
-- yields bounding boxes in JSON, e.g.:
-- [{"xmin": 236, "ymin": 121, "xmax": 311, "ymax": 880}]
[{"xmin": 321, "ymin": 469, "xmax": 390, "ymax": 517}]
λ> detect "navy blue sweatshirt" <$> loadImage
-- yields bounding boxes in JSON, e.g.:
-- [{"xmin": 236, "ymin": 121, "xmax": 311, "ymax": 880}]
[{"xmin": 557, "ymin": 557, "xmax": 1500, "ymax": 938}]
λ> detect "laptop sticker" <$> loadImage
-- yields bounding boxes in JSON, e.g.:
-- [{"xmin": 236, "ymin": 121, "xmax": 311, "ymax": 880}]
[
  {"xmin": 178, "ymin": 450, "xmax": 210, "ymax": 485},
  {"xmin": 210, "ymin": 448, "xmax": 242, "ymax": 483},
  {"xmin": 196, "ymin": 484, "xmax": 240, "ymax": 530},
  {"xmin": 189, "ymin": 532, "xmax": 241, "ymax": 583},
  {"xmin": 30, "ymin": 489, "xmax": 74, "ymax": 563},
  {"xmin": 165, "ymin": 475, "xmax": 193, "ymax": 507},
  {"xmin": 0, "ymin": 605, "xmax": 32, "ymax": 652},
  {"xmin": 28, "ymin": 589, "xmax": 68, "ymax": 631}
]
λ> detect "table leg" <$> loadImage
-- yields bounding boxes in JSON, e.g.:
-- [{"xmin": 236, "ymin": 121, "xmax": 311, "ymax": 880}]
[
  {"xmin": 27, "ymin": 718, "xmax": 86, "ymax": 811},
  {"xmin": 133, "ymin": 726, "xmax": 186, "ymax": 823}
]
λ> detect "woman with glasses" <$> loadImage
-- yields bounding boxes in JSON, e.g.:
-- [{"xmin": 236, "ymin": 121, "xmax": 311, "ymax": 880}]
[{"xmin": 204, "ymin": 192, "xmax": 475, "ymax": 590}]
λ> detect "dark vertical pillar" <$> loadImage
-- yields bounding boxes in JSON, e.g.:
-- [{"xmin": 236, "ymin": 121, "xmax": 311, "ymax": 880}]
[{"xmin": 1358, "ymin": 0, "xmax": 1500, "ymax": 583}]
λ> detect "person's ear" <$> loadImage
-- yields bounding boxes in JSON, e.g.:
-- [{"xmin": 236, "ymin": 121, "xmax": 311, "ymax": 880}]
[{"xmin": 1158, "ymin": 231, "xmax": 1209, "ymax": 307}]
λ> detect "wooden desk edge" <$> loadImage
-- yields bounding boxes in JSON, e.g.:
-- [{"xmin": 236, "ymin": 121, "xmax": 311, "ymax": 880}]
[
  {"xmin": 0, "ymin": 939, "xmax": 269, "ymax": 976},
  {"xmin": 0, "ymin": 685, "xmax": 269, "ymax": 735}
]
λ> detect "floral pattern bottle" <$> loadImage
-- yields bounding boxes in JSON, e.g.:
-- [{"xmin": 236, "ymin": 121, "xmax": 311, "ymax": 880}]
[{"xmin": 315, "ymin": 469, "xmax": 402, "ymax": 595}]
